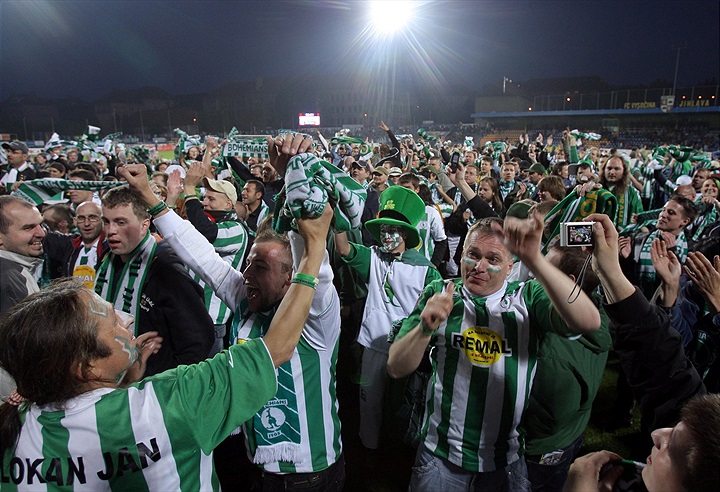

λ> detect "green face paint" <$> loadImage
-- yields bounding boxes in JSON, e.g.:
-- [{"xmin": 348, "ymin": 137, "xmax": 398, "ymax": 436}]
[
  {"xmin": 487, "ymin": 265, "xmax": 502, "ymax": 274},
  {"xmin": 87, "ymin": 294, "xmax": 111, "ymax": 318},
  {"xmin": 114, "ymin": 335, "xmax": 140, "ymax": 366}
]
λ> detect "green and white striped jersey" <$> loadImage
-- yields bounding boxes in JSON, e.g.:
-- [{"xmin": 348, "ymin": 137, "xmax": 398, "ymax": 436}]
[
  {"xmin": 154, "ymin": 212, "xmax": 342, "ymax": 475},
  {"xmin": 397, "ymin": 278, "xmax": 570, "ymax": 472},
  {"xmin": 416, "ymin": 205, "xmax": 447, "ymax": 262},
  {"xmin": 191, "ymin": 219, "xmax": 248, "ymax": 325},
  {"xmin": 1, "ymin": 339, "xmax": 276, "ymax": 491}
]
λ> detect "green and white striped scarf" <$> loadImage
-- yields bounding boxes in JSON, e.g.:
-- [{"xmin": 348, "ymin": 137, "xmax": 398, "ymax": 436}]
[
  {"xmin": 499, "ymin": 180, "xmax": 515, "ymax": 200},
  {"xmin": 689, "ymin": 201, "xmax": 719, "ymax": 242},
  {"xmin": 12, "ymin": 178, "xmax": 122, "ymax": 205},
  {"xmin": 637, "ymin": 229, "xmax": 688, "ymax": 283},
  {"xmin": 95, "ymin": 233, "xmax": 157, "ymax": 330},
  {"xmin": 274, "ymin": 153, "xmax": 366, "ymax": 234}
]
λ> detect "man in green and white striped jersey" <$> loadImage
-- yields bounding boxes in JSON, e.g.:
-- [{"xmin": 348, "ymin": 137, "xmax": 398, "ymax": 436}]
[
  {"xmin": 129, "ymin": 136, "xmax": 345, "ymax": 490},
  {"xmin": 181, "ymin": 162, "xmax": 250, "ymax": 356},
  {"xmin": 0, "ymin": 197, "xmax": 333, "ymax": 491},
  {"xmin": 388, "ymin": 215, "xmax": 601, "ymax": 490}
]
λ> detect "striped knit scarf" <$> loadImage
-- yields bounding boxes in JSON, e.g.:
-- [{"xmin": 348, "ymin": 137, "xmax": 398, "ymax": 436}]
[
  {"xmin": 274, "ymin": 153, "xmax": 366, "ymax": 234},
  {"xmin": 94, "ymin": 233, "xmax": 156, "ymax": 330},
  {"xmin": 689, "ymin": 201, "xmax": 719, "ymax": 242},
  {"xmin": 12, "ymin": 178, "xmax": 122, "ymax": 205},
  {"xmin": 637, "ymin": 229, "xmax": 688, "ymax": 283},
  {"xmin": 499, "ymin": 180, "xmax": 515, "ymax": 200}
]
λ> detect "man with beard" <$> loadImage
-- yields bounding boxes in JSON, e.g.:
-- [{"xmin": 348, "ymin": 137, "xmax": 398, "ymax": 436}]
[
  {"xmin": 334, "ymin": 186, "xmax": 442, "ymax": 451},
  {"xmin": 182, "ymin": 160, "xmax": 249, "ymax": 355},
  {"xmin": 600, "ymin": 155, "xmax": 643, "ymax": 229},
  {"xmin": 42, "ymin": 201, "xmax": 108, "ymax": 288}
]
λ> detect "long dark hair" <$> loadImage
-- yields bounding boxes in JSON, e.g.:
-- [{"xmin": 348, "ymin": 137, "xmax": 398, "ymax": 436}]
[{"xmin": 0, "ymin": 279, "xmax": 111, "ymax": 456}]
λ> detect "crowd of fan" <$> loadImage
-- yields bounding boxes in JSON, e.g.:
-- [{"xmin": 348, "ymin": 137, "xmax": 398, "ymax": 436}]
[{"xmin": 0, "ymin": 122, "xmax": 719, "ymax": 491}]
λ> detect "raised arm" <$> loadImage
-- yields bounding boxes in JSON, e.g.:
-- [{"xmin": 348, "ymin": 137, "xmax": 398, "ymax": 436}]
[{"xmin": 503, "ymin": 214, "xmax": 601, "ymax": 333}]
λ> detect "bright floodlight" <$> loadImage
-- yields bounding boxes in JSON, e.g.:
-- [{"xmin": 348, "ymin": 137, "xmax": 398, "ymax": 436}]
[{"xmin": 370, "ymin": 0, "xmax": 415, "ymax": 35}]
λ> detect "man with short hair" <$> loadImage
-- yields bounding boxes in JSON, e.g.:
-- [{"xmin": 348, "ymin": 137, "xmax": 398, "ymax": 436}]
[
  {"xmin": 691, "ymin": 167, "xmax": 710, "ymax": 199},
  {"xmin": 42, "ymin": 201, "xmax": 107, "ymax": 288},
  {"xmin": 241, "ymin": 179, "xmax": 270, "ymax": 233},
  {"xmin": 0, "ymin": 196, "xmax": 45, "ymax": 315},
  {"xmin": 620, "ymin": 195, "xmax": 697, "ymax": 299},
  {"xmin": 0, "ymin": 195, "xmax": 45, "ymax": 398},
  {"xmin": 370, "ymin": 166, "xmax": 389, "ymax": 194},
  {"xmin": 96, "ymin": 186, "xmax": 214, "ymax": 376},
  {"xmin": 182, "ymin": 161, "xmax": 250, "ymax": 356},
  {"xmin": 388, "ymin": 215, "xmax": 601, "ymax": 490},
  {"xmin": 1, "ymin": 142, "xmax": 35, "ymax": 192},
  {"xmin": 122, "ymin": 133, "xmax": 345, "ymax": 490},
  {"xmin": 66, "ymin": 169, "xmax": 100, "ymax": 209},
  {"xmin": 41, "ymin": 203, "xmax": 73, "ymax": 233},
  {"xmin": 261, "ymin": 162, "xmax": 284, "ymax": 209},
  {"xmin": 397, "ymin": 173, "xmax": 448, "ymax": 266}
]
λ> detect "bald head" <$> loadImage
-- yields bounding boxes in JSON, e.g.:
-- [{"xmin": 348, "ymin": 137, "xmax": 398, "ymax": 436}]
[{"xmin": 675, "ymin": 185, "xmax": 696, "ymax": 201}]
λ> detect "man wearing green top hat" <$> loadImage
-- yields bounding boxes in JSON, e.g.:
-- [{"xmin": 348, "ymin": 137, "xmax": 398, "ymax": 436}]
[{"xmin": 334, "ymin": 186, "xmax": 442, "ymax": 450}]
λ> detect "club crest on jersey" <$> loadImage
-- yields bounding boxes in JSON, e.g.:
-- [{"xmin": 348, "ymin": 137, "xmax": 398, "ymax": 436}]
[{"xmin": 452, "ymin": 326, "xmax": 512, "ymax": 366}]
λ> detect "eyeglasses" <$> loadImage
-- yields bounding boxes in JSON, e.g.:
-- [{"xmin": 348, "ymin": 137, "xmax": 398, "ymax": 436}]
[{"xmin": 76, "ymin": 215, "xmax": 101, "ymax": 223}]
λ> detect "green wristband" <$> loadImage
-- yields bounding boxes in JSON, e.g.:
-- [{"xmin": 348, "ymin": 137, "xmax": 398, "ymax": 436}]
[
  {"xmin": 292, "ymin": 272, "xmax": 319, "ymax": 289},
  {"xmin": 147, "ymin": 201, "xmax": 168, "ymax": 216}
]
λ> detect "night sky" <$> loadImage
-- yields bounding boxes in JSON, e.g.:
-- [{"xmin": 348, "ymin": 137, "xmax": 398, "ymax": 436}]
[{"xmin": 1, "ymin": 0, "xmax": 718, "ymax": 101}]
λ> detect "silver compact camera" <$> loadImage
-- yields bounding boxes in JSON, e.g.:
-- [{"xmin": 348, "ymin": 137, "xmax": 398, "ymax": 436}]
[{"xmin": 560, "ymin": 222, "xmax": 595, "ymax": 247}]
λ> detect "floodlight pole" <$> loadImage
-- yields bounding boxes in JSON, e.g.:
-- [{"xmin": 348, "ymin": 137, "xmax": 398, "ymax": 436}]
[{"xmin": 671, "ymin": 45, "xmax": 685, "ymax": 96}]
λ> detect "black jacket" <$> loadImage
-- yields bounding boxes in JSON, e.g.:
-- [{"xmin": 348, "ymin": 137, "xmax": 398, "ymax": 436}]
[{"xmin": 103, "ymin": 242, "xmax": 215, "ymax": 376}]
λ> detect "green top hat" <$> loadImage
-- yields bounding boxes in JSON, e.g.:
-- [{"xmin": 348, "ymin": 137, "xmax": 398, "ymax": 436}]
[{"xmin": 365, "ymin": 186, "xmax": 425, "ymax": 249}]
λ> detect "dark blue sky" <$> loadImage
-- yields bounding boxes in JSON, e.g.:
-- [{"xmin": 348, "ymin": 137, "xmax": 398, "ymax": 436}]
[{"xmin": 1, "ymin": 0, "xmax": 718, "ymax": 101}]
